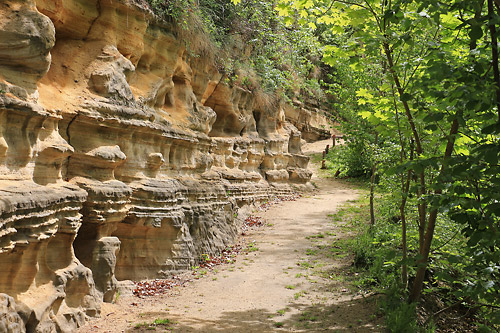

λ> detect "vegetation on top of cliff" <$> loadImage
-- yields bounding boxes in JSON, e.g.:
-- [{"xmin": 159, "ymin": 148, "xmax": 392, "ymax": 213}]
[{"xmin": 145, "ymin": 0, "xmax": 327, "ymax": 106}]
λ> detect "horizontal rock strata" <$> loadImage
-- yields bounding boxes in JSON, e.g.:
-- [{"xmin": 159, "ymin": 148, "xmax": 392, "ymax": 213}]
[{"xmin": 0, "ymin": 0, "xmax": 331, "ymax": 331}]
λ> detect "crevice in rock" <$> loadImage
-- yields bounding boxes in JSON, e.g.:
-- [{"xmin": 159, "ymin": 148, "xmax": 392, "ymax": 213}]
[
  {"xmin": 203, "ymin": 74, "xmax": 224, "ymax": 107},
  {"xmin": 73, "ymin": 222, "xmax": 98, "ymax": 269},
  {"xmin": 63, "ymin": 114, "xmax": 78, "ymax": 181},
  {"xmin": 84, "ymin": 0, "xmax": 102, "ymax": 41}
]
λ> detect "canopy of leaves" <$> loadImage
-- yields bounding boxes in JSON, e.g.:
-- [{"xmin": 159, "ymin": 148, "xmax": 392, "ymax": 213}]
[{"xmin": 276, "ymin": 0, "xmax": 500, "ymax": 329}]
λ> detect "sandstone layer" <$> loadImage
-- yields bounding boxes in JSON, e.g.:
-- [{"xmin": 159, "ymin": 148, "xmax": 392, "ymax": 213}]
[{"xmin": 0, "ymin": 0, "xmax": 331, "ymax": 331}]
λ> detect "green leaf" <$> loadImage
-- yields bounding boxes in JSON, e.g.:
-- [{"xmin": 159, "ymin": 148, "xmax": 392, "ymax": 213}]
[
  {"xmin": 400, "ymin": 93, "xmax": 412, "ymax": 102},
  {"xmin": 469, "ymin": 25, "xmax": 483, "ymax": 40},
  {"xmin": 356, "ymin": 88, "xmax": 373, "ymax": 99},
  {"xmin": 482, "ymin": 122, "xmax": 500, "ymax": 134},
  {"xmin": 401, "ymin": 18, "xmax": 412, "ymax": 31},
  {"xmin": 321, "ymin": 15, "xmax": 335, "ymax": 25},
  {"xmin": 358, "ymin": 110, "xmax": 372, "ymax": 119},
  {"xmin": 485, "ymin": 203, "xmax": 500, "ymax": 216},
  {"xmin": 322, "ymin": 55, "xmax": 335, "ymax": 66},
  {"xmin": 468, "ymin": 232, "xmax": 483, "ymax": 246},
  {"xmin": 485, "ymin": 150, "xmax": 499, "ymax": 165},
  {"xmin": 276, "ymin": 3, "xmax": 290, "ymax": 16},
  {"xmin": 303, "ymin": 0, "xmax": 314, "ymax": 9},
  {"xmin": 425, "ymin": 124, "xmax": 438, "ymax": 131},
  {"xmin": 447, "ymin": 254, "xmax": 463, "ymax": 264},
  {"xmin": 283, "ymin": 16, "xmax": 294, "ymax": 25}
]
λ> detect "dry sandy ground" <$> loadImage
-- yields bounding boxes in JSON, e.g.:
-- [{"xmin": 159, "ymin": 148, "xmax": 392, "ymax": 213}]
[{"xmin": 77, "ymin": 139, "xmax": 383, "ymax": 333}]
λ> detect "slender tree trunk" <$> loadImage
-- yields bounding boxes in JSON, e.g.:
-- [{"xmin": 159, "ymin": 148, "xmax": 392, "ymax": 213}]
[
  {"xmin": 382, "ymin": 43, "xmax": 423, "ymax": 155},
  {"xmin": 488, "ymin": 0, "xmax": 500, "ymax": 121},
  {"xmin": 369, "ymin": 133, "xmax": 378, "ymax": 226},
  {"xmin": 369, "ymin": 169, "xmax": 376, "ymax": 225},
  {"xmin": 383, "ymin": 41, "xmax": 427, "ymax": 252},
  {"xmin": 384, "ymin": 42, "xmax": 431, "ymax": 290},
  {"xmin": 416, "ymin": 188, "xmax": 425, "ymax": 252},
  {"xmin": 399, "ymin": 169, "xmax": 411, "ymax": 287},
  {"xmin": 409, "ymin": 118, "xmax": 460, "ymax": 302},
  {"xmin": 393, "ymin": 91, "xmax": 410, "ymax": 287}
]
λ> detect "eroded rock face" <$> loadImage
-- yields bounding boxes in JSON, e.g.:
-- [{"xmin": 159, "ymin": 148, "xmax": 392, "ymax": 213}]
[
  {"xmin": 284, "ymin": 103, "xmax": 332, "ymax": 142},
  {"xmin": 91, "ymin": 237, "xmax": 120, "ymax": 302},
  {"xmin": 0, "ymin": 294, "xmax": 25, "ymax": 333},
  {"xmin": 0, "ymin": 0, "xmax": 55, "ymax": 99},
  {"xmin": 0, "ymin": 0, "xmax": 330, "ymax": 331}
]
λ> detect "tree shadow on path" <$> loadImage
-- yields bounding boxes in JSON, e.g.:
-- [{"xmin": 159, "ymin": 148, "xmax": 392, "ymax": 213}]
[{"xmin": 129, "ymin": 294, "xmax": 383, "ymax": 332}]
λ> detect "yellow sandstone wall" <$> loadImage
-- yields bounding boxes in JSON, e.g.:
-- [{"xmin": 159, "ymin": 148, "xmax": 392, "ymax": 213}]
[{"xmin": 0, "ymin": 1, "xmax": 330, "ymax": 331}]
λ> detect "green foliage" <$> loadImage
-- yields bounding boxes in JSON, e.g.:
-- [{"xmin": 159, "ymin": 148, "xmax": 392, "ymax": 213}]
[
  {"xmin": 154, "ymin": 318, "xmax": 171, "ymax": 325},
  {"xmin": 146, "ymin": 0, "xmax": 326, "ymax": 102},
  {"xmin": 326, "ymin": 139, "xmax": 374, "ymax": 178},
  {"xmin": 135, "ymin": 318, "xmax": 174, "ymax": 330},
  {"xmin": 146, "ymin": 0, "xmax": 500, "ymax": 327},
  {"xmin": 278, "ymin": 0, "xmax": 500, "ymax": 329},
  {"xmin": 341, "ymin": 193, "xmax": 471, "ymax": 331},
  {"xmin": 146, "ymin": 0, "xmax": 188, "ymax": 22},
  {"xmin": 348, "ymin": 214, "xmax": 402, "ymax": 291},
  {"xmin": 329, "ymin": 194, "xmax": 420, "ymax": 330},
  {"xmin": 383, "ymin": 291, "xmax": 420, "ymax": 333}
]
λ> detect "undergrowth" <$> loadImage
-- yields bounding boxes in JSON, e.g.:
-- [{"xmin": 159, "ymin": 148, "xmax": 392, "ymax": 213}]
[
  {"xmin": 330, "ymin": 190, "xmax": 492, "ymax": 332},
  {"xmin": 325, "ymin": 139, "xmax": 374, "ymax": 178}
]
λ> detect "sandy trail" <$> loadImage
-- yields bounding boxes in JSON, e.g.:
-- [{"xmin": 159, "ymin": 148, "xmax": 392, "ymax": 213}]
[{"xmin": 78, "ymin": 139, "xmax": 382, "ymax": 332}]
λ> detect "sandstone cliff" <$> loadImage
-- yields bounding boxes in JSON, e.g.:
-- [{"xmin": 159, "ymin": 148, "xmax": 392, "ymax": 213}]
[{"xmin": 0, "ymin": 1, "xmax": 331, "ymax": 331}]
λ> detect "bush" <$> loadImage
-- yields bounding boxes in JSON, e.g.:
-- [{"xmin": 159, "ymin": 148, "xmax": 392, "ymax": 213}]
[
  {"xmin": 146, "ymin": 0, "xmax": 326, "ymax": 104},
  {"xmin": 326, "ymin": 138, "xmax": 374, "ymax": 178}
]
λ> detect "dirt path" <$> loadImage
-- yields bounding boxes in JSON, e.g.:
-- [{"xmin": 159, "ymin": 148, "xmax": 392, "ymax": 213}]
[{"xmin": 78, "ymin": 139, "xmax": 382, "ymax": 332}]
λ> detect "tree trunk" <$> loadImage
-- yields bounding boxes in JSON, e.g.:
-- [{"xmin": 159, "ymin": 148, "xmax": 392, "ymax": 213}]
[
  {"xmin": 383, "ymin": 40, "xmax": 428, "ymax": 252},
  {"xmin": 488, "ymin": 0, "xmax": 500, "ymax": 121},
  {"xmin": 409, "ymin": 118, "xmax": 460, "ymax": 303},
  {"xmin": 369, "ymin": 133, "xmax": 378, "ymax": 226},
  {"xmin": 400, "ymin": 169, "xmax": 411, "ymax": 287}
]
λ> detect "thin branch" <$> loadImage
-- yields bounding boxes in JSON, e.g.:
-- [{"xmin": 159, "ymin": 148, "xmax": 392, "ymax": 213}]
[
  {"xmin": 425, "ymin": 300, "xmax": 463, "ymax": 326},
  {"xmin": 456, "ymin": 130, "xmax": 481, "ymax": 144},
  {"xmin": 383, "ymin": 42, "xmax": 423, "ymax": 154},
  {"xmin": 309, "ymin": 0, "xmax": 336, "ymax": 18},
  {"xmin": 328, "ymin": 0, "xmax": 381, "ymax": 30},
  {"xmin": 451, "ymin": 26, "xmax": 463, "ymax": 44},
  {"xmin": 335, "ymin": 0, "xmax": 370, "ymax": 11},
  {"xmin": 432, "ymin": 228, "xmax": 460, "ymax": 252},
  {"xmin": 363, "ymin": 0, "xmax": 381, "ymax": 30},
  {"xmin": 481, "ymin": 62, "xmax": 494, "ymax": 81},
  {"xmin": 476, "ymin": 302, "xmax": 500, "ymax": 310},
  {"xmin": 403, "ymin": 26, "xmax": 441, "ymax": 90},
  {"xmin": 409, "ymin": 116, "xmax": 461, "ymax": 303},
  {"xmin": 394, "ymin": 39, "xmax": 406, "ymax": 66}
]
